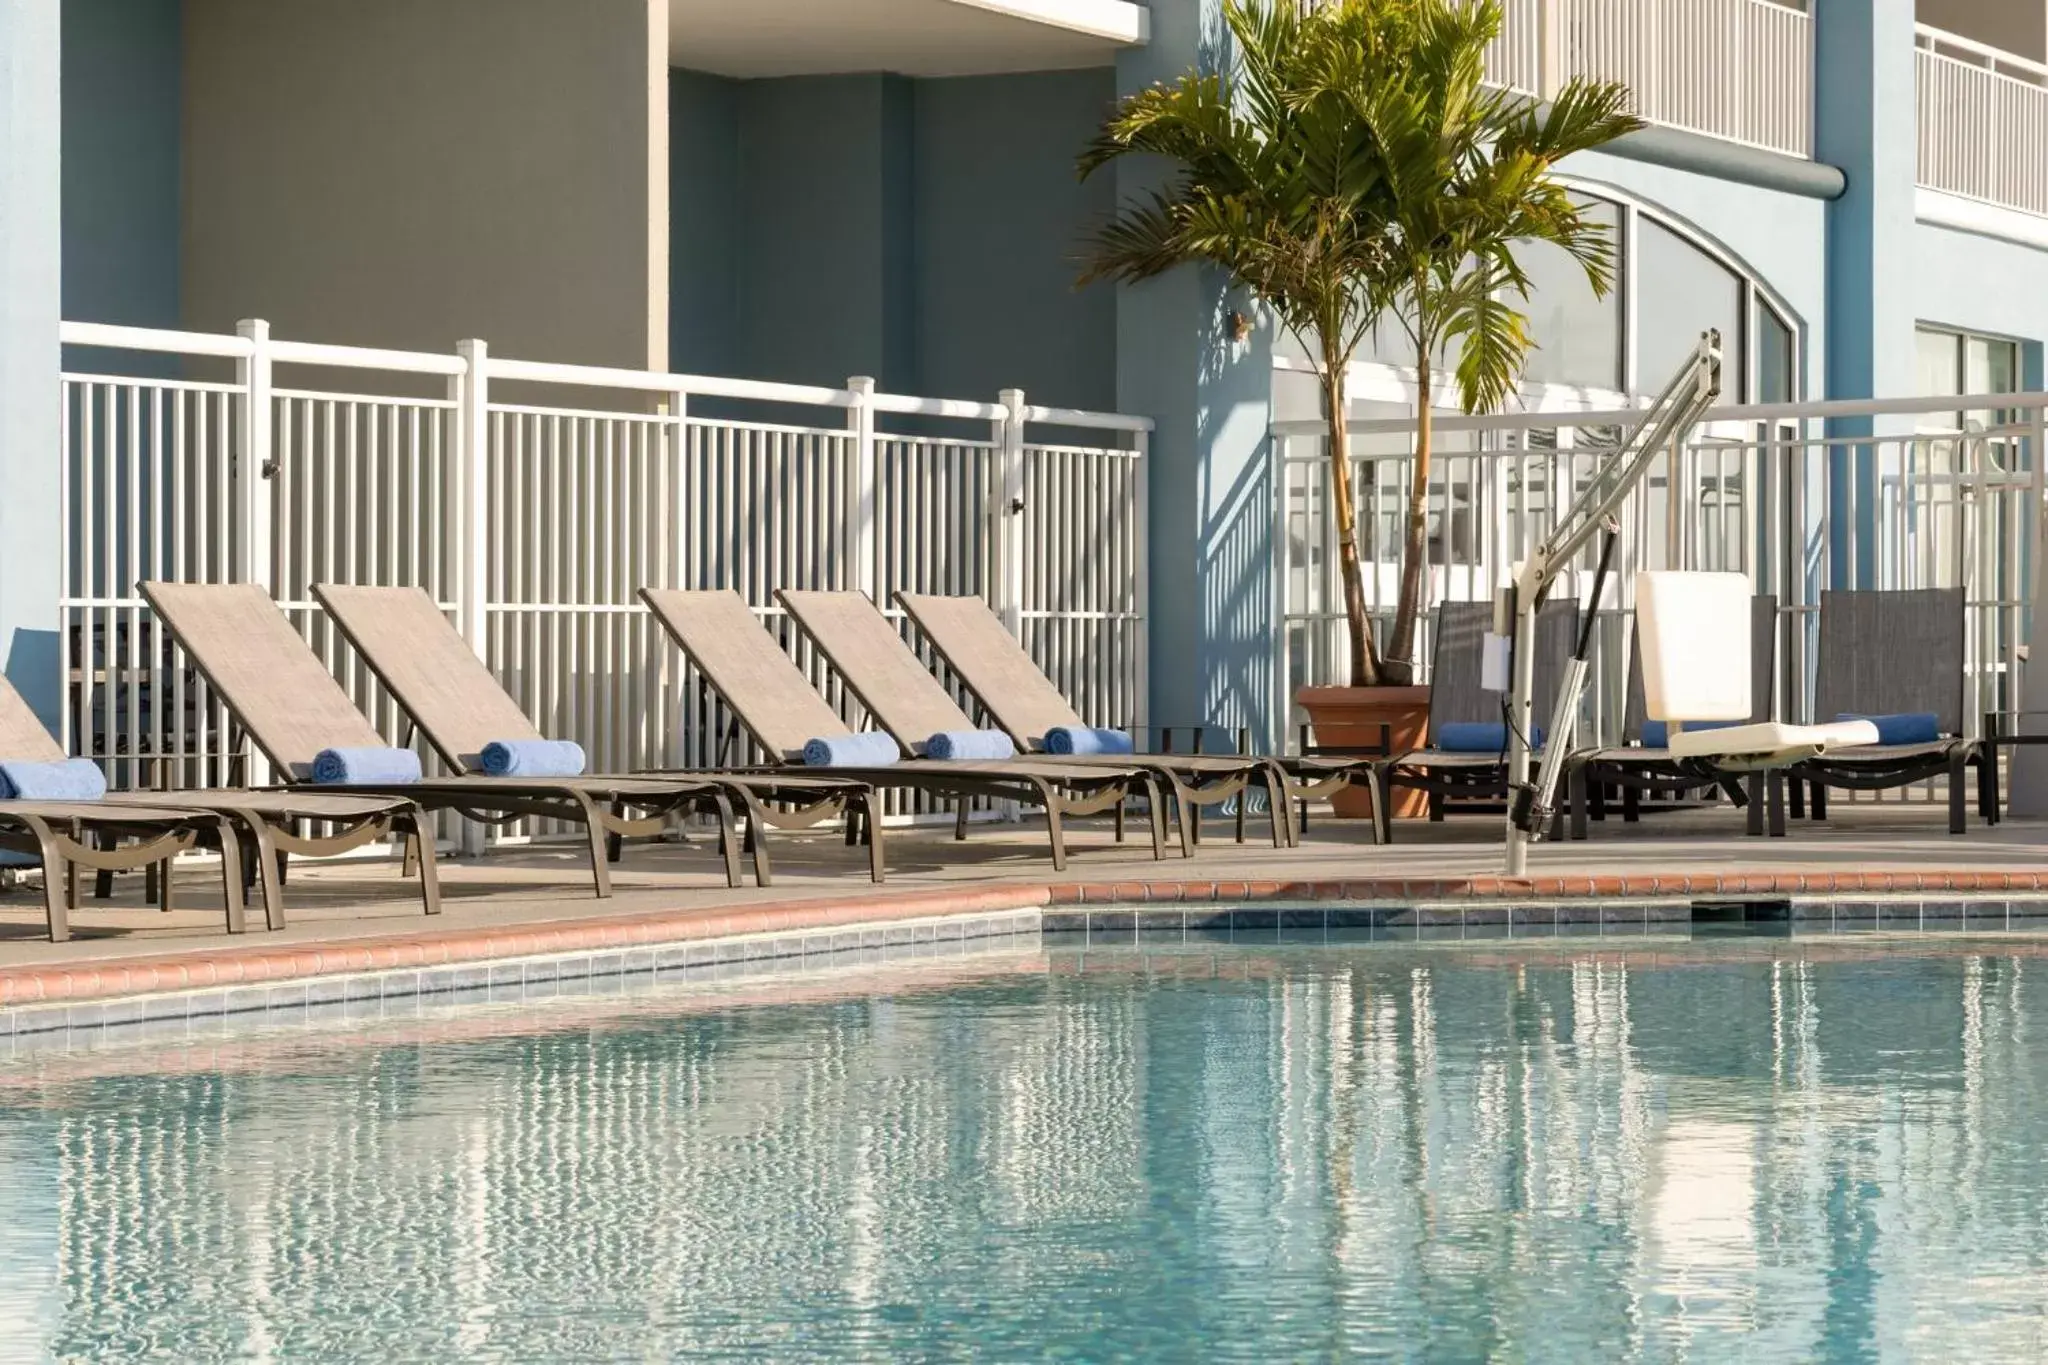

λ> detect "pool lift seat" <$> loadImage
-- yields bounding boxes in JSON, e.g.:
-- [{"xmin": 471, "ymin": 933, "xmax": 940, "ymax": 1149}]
[{"xmin": 1636, "ymin": 571, "xmax": 1879, "ymax": 769}]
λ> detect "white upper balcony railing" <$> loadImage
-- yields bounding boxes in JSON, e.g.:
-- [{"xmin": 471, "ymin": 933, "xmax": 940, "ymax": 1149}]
[
  {"xmin": 1915, "ymin": 24, "xmax": 2048, "ymax": 219},
  {"xmin": 1483, "ymin": 0, "xmax": 1814, "ymax": 160}
]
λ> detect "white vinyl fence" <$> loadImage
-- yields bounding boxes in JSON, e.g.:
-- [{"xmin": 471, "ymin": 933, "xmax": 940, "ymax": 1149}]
[
  {"xmin": 59, "ymin": 321, "xmax": 1148, "ymax": 832},
  {"xmin": 1916, "ymin": 24, "xmax": 2048, "ymax": 218},
  {"xmin": 1275, "ymin": 391, "xmax": 2048, "ymax": 792}
]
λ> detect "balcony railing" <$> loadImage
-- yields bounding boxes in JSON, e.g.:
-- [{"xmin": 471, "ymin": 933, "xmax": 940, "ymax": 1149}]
[
  {"xmin": 1485, "ymin": 0, "xmax": 1813, "ymax": 160},
  {"xmin": 1916, "ymin": 24, "xmax": 2048, "ymax": 219}
]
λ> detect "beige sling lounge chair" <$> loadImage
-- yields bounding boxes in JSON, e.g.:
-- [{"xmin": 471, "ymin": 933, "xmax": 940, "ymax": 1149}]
[
  {"xmin": 895, "ymin": 591, "xmax": 1378, "ymax": 842},
  {"xmin": 786, "ymin": 590, "xmax": 1296, "ymax": 848},
  {"xmin": 312, "ymin": 583, "xmax": 884, "ymax": 884},
  {"xmin": 0, "ymin": 676, "xmax": 438, "ymax": 939},
  {"xmin": 638, "ymin": 588, "xmax": 1166, "ymax": 869},
  {"xmin": 141, "ymin": 581, "xmax": 746, "ymax": 895}
]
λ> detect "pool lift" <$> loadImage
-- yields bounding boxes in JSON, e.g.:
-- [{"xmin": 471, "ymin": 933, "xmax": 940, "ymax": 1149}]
[
  {"xmin": 1499, "ymin": 332, "xmax": 1892, "ymax": 872},
  {"xmin": 1499, "ymin": 331, "xmax": 1724, "ymax": 875}
]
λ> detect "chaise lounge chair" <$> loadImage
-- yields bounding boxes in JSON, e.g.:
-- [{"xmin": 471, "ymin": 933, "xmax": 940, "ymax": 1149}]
[
  {"xmin": 893, "ymin": 591, "xmax": 1381, "ymax": 844},
  {"xmin": 1789, "ymin": 587, "xmax": 1990, "ymax": 834},
  {"xmin": 0, "ymin": 675, "xmax": 439, "ymax": 939},
  {"xmin": 638, "ymin": 588, "xmax": 1166, "ymax": 869},
  {"xmin": 776, "ymin": 590, "xmax": 1291, "ymax": 850},
  {"xmin": 311, "ymin": 583, "xmax": 885, "ymax": 884},
  {"xmin": 1564, "ymin": 595, "xmax": 1777, "ymax": 839},
  {"xmin": 1377, "ymin": 598, "xmax": 1578, "ymax": 843},
  {"xmin": 141, "ymin": 581, "xmax": 749, "ymax": 895}
]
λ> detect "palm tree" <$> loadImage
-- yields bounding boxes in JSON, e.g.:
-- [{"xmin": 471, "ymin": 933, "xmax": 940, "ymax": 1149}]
[{"xmin": 1079, "ymin": 0, "xmax": 1641, "ymax": 687}]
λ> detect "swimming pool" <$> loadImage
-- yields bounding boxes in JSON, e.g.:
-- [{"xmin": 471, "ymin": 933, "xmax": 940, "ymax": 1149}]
[{"xmin": 0, "ymin": 933, "xmax": 2043, "ymax": 1361}]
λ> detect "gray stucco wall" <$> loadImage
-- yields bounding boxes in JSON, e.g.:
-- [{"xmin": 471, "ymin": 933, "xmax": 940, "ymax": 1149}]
[{"xmin": 182, "ymin": 0, "xmax": 669, "ymax": 369}]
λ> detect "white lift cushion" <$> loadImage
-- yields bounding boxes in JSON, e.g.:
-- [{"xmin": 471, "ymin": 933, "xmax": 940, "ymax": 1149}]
[
  {"xmin": 1637, "ymin": 570, "xmax": 1752, "ymax": 722},
  {"xmin": 1667, "ymin": 719, "xmax": 1881, "ymax": 769}
]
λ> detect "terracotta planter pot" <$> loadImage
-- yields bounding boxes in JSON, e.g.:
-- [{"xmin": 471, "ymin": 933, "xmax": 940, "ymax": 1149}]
[{"xmin": 1296, "ymin": 684, "xmax": 1430, "ymax": 819}]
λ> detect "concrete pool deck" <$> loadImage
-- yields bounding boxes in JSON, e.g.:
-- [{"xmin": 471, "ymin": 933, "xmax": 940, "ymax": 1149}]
[{"xmin": 0, "ymin": 803, "xmax": 2044, "ymax": 1008}]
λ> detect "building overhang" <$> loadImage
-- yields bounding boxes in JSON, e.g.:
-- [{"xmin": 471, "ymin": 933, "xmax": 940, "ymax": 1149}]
[{"xmin": 669, "ymin": 0, "xmax": 1148, "ymax": 78}]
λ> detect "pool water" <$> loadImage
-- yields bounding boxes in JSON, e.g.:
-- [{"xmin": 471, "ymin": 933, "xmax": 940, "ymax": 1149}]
[{"xmin": 2, "ymin": 935, "xmax": 2047, "ymax": 1361}]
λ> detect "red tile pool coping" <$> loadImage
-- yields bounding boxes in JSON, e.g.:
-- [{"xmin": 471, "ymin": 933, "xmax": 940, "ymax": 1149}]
[{"xmin": 10, "ymin": 868, "xmax": 2048, "ymax": 1009}]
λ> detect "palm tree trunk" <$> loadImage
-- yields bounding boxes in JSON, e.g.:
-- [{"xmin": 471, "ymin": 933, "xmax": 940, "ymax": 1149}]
[
  {"xmin": 1324, "ymin": 365, "xmax": 1380, "ymax": 687},
  {"xmin": 1385, "ymin": 354, "xmax": 1432, "ymax": 684}
]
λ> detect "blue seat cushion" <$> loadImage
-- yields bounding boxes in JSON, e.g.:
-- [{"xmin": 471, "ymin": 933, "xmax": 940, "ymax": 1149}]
[
  {"xmin": 1435, "ymin": 721, "xmax": 1543, "ymax": 753},
  {"xmin": 1640, "ymin": 718, "xmax": 1742, "ymax": 749},
  {"xmin": 1837, "ymin": 712, "xmax": 1941, "ymax": 746}
]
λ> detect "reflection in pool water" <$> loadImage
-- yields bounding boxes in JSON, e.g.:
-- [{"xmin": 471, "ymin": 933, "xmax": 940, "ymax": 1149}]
[{"xmin": 0, "ymin": 937, "xmax": 2044, "ymax": 1361}]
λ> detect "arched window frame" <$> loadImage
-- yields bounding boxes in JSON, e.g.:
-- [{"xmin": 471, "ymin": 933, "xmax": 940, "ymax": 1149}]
[{"xmin": 1324, "ymin": 179, "xmax": 1807, "ymax": 414}]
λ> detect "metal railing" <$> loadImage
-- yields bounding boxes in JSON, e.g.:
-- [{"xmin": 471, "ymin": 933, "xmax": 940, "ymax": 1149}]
[
  {"xmin": 58, "ymin": 321, "xmax": 1149, "ymax": 829},
  {"xmin": 1483, "ymin": 0, "xmax": 1813, "ymax": 159},
  {"xmin": 1275, "ymin": 391, "xmax": 2048, "ymax": 791},
  {"xmin": 1916, "ymin": 24, "xmax": 2048, "ymax": 218}
]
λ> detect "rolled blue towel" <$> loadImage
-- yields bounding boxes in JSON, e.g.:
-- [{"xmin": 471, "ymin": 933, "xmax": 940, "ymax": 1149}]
[
  {"xmin": 801, "ymin": 732, "xmax": 901, "ymax": 768},
  {"xmin": 0, "ymin": 757, "xmax": 107, "ymax": 802},
  {"xmin": 308, "ymin": 746, "xmax": 423, "ymax": 785},
  {"xmin": 480, "ymin": 738, "xmax": 587, "ymax": 778},
  {"xmin": 1435, "ymin": 721, "xmax": 1544, "ymax": 753},
  {"xmin": 1042, "ymin": 726, "xmax": 1135, "ymax": 756},
  {"xmin": 925, "ymin": 729, "xmax": 1016, "ymax": 761},
  {"xmin": 1838, "ymin": 712, "xmax": 1941, "ymax": 746},
  {"xmin": 1640, "ymin": 718, "xmax": 1741, "ymax": 749}
]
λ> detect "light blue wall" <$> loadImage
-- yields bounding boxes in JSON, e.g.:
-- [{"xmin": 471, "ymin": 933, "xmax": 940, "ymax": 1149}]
[
  {"xmin": 1114, "ymin": 0, "xmax": 1276, "ymax": 743},
  {"xmin": 61, "ymin": 0, "xmax": 180, "ymax": 333},
  {"xmin": 1908, "ymin": 221, "xmax": 2048, "ymax": 352},
  {"xmin": 0, "ymin": 0, "xmax": 64, "ymax": 724},
  {"xmin": 912, "ymin": 69, "xmax": 1117, "ymax": 412}
]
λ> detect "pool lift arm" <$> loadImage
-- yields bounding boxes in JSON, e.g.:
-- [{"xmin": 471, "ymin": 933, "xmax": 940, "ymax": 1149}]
[{"xmin": 1502, "ymin": 331, "xmax": 1725, "ymax": 875}]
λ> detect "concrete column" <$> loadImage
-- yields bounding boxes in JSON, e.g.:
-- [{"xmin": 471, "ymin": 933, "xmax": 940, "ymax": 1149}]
[
  {"xmin": 1815, "ymin": 0, "xmax": 1918, "ymax": 587},
  {"xmin": 0, "ymin": 0, "xmax": 64, "ymax": 726},
  {"xmin": 1114, "ymin": 0, "xmax": 1276, "ymax": 751}
]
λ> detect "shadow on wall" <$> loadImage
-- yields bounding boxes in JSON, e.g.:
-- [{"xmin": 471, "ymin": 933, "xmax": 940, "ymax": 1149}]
[
  {"xmin": 1194, "ymin": 284, "xmax": 1274, "ymax": 750},
  {"xmin": 6, "ymin": 630, "xmax": 61, "ymax": 730}
]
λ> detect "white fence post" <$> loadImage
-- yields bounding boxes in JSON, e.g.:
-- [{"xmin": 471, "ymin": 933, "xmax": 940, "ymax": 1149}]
[
  {"xmin": 2010, "ymin": 403, "xmax": 2048, "ymax": 815},
  {"xmin": 996, "ymin": 389, "xmax": 1027, "ymax": 637},
  {"xmin": 235, "ymin": 319, "xmax": 273, "ymax": 594},
  {"xmin": 1537, "ymin": 0, "xmax": 1561, "ymax": 100},
  {"xmin": 847, "ymin": 376, "xmax": 878, "ymax": 600},
  {"xmin": 234, "ymin": 319, "xmax": 274, "ymax": 789},
  {"xmin": 454, "ymin": 339, "xmax": 490, "ymax": 660},
  {"xmin": 662, "ymin": 384, "xmax": 688, "ymax": 768},
  {"xmin": 454, "ymin": 339, "xmax": 489, "ymax": 855}
]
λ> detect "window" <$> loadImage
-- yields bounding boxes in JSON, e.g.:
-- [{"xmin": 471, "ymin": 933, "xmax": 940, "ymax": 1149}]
[
  {"xmin": 1637, "ymin": 217, "xmax": 1745, "ymax": 394},
  {"xmin": 1520, "ymin": 197, "xmax": 1624, "ymax": 391},
  {"xmin": 1916, "ymin": 324, "xmax": 2020, "ymax": 431},
  {"xmin": 1755, "ymin": 305, "xmax": 1794, "ymax": 404}
]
